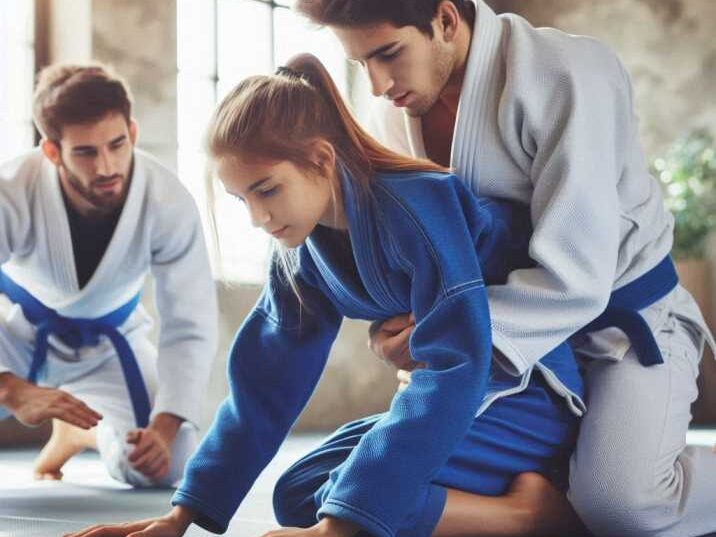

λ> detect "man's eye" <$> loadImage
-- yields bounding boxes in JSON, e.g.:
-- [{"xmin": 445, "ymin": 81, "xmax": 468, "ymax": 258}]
[{"xmin": 379, "ymin": 49, "xmax": 401, "ymax": 61}]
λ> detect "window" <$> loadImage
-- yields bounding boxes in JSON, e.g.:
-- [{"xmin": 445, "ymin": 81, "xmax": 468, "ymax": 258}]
[
  {"xmin": 0, "ymin": 1, "xmax": 35, "ymax": 163},
  {"xmin": 178, "ymin": 0, "xmax": 348, "ymax": 282}
]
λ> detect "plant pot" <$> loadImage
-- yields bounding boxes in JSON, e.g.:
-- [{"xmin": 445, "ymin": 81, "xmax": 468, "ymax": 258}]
[{"xmin": 676, "ymin": 258, "xmax": 716, "ymax": 424}]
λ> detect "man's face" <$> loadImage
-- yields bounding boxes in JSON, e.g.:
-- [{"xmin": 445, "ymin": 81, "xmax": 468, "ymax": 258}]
[
  {"xmin": 48, "ymin": 111, "xmax": 136, "ymax": 216},
  {"xmin": 334, "ymin": 21, "xmax": 454, "ymax": 117}
]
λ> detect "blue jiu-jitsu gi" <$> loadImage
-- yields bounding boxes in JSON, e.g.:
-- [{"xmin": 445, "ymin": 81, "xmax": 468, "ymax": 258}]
[{"xmin": 172, "ymin": 168, "xmax": 584, "ymax": 537}]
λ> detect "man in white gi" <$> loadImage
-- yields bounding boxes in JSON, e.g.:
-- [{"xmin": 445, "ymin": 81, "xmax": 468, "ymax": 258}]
[
  {"xmin": 0, "ymin": 64, "xmax": 217, "ymax": 487},
  {"xmin": 296, "ymin": 1, "xmax": 716, "ymax": 536}
]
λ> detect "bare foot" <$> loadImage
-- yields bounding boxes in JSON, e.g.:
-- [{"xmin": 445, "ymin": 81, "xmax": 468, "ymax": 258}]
[
  {"xmin": 33, "ymin": 419, "xmax": 97, "ymax": 481},
  {"xmin": 506, "ymin": 472, "xmax": 589, "ymax": 536}
]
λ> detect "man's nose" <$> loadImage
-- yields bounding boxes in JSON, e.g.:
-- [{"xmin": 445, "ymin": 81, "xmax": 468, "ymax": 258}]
[{"xmin": 365, "ymin": 62, "xmax": 394, "ymax": 98}]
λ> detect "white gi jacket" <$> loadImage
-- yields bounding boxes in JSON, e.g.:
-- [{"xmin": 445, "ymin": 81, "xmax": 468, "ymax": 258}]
[
  {"xmin": 368, "ymin": 0, "xmax": 715, "ymax": 373},
  {"xmin": 0, "ymin": 148, "xmax": 217, "ymax": 426}
]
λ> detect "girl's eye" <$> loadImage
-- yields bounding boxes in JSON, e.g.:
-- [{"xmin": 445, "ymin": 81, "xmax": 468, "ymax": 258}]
[{"xmin": 259, "ymin": 186, "xmax": 279, "ymax": 198}]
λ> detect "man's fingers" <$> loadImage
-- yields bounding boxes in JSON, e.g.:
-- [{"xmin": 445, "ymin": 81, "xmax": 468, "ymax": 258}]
[
  {"xmin": 380, "ymin": 313, "xmax": 414, "ymax": 334},
  {"xmin": 377, "ymin": 325, "xmax": 413, "ymax": 366},
  {"xmin": 76, "ymin": 401, "xmax": 103, "ymax": 421},
  {"xmin": 128, "ymin": 436, "xmax": 154, "ymax": 462},
  {"xmin": 53, "ymin": 409, "xmax": 97, "ymax": 430},
  {"xmin": 57, "ymin": 391, "xmax": 102, "ymax": 416},
  {"xmin": 132, "ymin": 445, "xmax": 164, "ymax": 471},
  {"xmin": 142, "ymin": 459, "xmax": 170, "ymax": 481}
]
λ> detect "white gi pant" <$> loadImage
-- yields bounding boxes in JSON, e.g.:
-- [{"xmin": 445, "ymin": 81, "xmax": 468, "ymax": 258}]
[
  {"xmin": 569, "ymin": 285, "xmax": 716, "ymax": 537},
  {"xmin": 0, "ymin": 302, "xmax": 197, "ymax": 488}
]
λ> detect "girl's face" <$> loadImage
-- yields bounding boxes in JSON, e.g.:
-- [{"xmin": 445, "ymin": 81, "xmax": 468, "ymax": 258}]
[{"xmin": 217, "ymin": 152, "xmax": 343, "ymax": 248}]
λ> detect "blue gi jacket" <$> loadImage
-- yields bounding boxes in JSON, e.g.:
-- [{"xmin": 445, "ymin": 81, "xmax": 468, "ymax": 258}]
[{"xmin": 172, "ymin": 170, "xmax": 583, "ymax": 536}]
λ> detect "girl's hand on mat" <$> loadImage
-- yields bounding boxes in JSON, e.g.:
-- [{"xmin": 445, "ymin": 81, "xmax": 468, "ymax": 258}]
[
  {"xmin": 126, "ymin": 428, "xmax": 172, "ymax": 481},
  {"xmin": 368, "ymin": 313, "xmax": 417, "ymax": 370},
  {"xmin": 63, "ymin": 507, "xmax": 195, "ymax": 537},
  {"xmin": 3, "ymin": 376, "xmax": 102, "ymax": 429},
  {"xmin": 260, "ymin": 516, "xmax": 360, "ymax": 537}
]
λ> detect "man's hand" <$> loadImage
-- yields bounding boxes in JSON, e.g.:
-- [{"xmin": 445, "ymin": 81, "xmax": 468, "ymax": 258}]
[
  {"xmin": 368, "ymin": 314, "xmax": 426, "ymax": 391},
  {"xmin": 127, "ymin": 413, "xmax": 183, "ymax": 481},
  {"xmin": 0, "ymin": 372, "xmax": 102, "ymax": 429},
  {"xmin": 368, "ymin": 313, "xmax": 417, "ymax": 370}
]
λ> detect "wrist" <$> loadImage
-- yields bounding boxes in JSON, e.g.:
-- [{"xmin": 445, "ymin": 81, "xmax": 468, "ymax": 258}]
[
  {"xmin": 149, "ymin": 412, "xmax": 184, "ymax": 443},
  {"xmin": 166, "ymin": 505, "xmax": 196, "ymax": 531},
  {"xmin": 0, "ymin": 372, "xmax": 27, "ymax": 409}
]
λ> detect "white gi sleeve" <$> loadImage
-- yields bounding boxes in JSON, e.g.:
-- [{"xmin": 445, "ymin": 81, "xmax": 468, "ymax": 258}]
[
  {"xmin": 488, "ymin": 41, "xmax": 632, "ymax": 373},
  {"xmin": 150, "ymin": 184, "xmax": 218, "ymax": 426}
]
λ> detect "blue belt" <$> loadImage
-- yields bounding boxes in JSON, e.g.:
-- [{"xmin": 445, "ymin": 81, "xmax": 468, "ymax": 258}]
[
  {"xmin": 579, "ymin": 255, "xmax": 679, "ymax": 366},
  {"xmin": 0, "ymin": 270, "xmax": 151, "ymax": 427}
]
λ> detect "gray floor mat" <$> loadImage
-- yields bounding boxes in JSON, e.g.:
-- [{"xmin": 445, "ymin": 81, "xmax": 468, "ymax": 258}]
[
  {"xmin": 0, "ymin": 435, "xmax": 324, "ymax": 537},
  {"xmin": 2, "ymin": 431, "xmax": 715, "ymax": 536}
]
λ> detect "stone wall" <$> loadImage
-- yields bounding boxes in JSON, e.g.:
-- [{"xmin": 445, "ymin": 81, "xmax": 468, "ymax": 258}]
[
  {"xmin": 92, "ymin": 0, "xmax": 178, "ymax": 170},
  {"xmin": 492, "ymin": 0, "xmax": 716, "ymax": 159}
]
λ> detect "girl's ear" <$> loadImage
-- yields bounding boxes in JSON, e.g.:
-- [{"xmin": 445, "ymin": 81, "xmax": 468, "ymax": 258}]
[{"xmin": 309, "ymin": 139, "xmax": 337, "ymax": 177}]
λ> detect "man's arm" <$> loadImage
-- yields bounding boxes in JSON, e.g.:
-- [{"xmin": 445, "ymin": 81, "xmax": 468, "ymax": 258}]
[
  {"xmin": 0, "ymin": 371, "xmax": 102, "ymax": 429},
  {"xmin": 149, "ymin": 182, "xmax": 218, "ymax": 429}
]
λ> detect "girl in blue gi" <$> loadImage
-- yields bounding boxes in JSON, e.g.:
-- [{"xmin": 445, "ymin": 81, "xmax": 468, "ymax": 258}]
[{"xmin": 66, "ymin": 55, "xmax": 587, "ymax": 537}]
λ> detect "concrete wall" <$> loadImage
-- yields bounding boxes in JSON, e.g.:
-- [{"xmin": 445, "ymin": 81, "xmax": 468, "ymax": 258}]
[
  {"xmin": 493, "ymin": 0, "xmax": 716, "ymax": 159},
  {"xmin": 92, "ymin": 0, "xmax": 178, "ymax": 170}
]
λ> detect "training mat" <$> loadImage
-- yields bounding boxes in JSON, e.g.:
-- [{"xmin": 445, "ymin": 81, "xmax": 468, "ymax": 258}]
[{"xmin": 0, "ymin": 436, "xmax": 323, "ymax": 536}]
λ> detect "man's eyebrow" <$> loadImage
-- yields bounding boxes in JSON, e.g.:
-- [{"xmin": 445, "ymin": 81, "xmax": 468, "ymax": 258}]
[
  {"xmin": 71, "ymin": 145, "xmax": 97, "ymax": 153},
  {"xmin": 71, "ymin": 135, "xmax": 127, "ymax": 153}
]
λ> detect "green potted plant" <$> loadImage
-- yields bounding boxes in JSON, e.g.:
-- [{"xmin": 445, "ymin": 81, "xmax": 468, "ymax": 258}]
[{"xmin": 653, "ymin": 129, "xmax": 716, "ymax": 325}]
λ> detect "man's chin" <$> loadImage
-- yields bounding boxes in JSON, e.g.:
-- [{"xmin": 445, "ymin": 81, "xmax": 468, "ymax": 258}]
[{"xmin": 403, "ymin": 99, "xmax": 433, "ymax": 118}]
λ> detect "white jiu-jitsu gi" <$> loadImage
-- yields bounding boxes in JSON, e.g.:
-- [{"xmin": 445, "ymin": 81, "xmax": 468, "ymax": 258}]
[
  {"xmin": 367, "ymin": 1, "xmax": 716, "ymax": 535},
  {"xmin": 0, "ymin": 148, "xmax": 217, "ymax": 487}
]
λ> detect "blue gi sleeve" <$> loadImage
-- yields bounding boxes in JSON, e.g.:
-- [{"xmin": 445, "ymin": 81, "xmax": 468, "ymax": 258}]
[
  {"xmin": 171, "ymin": 253, "xmax": 342, "ymax": 533},
  {"xmin": 316, "ymin": 175, "xmax": 510, "ymax": 537}
]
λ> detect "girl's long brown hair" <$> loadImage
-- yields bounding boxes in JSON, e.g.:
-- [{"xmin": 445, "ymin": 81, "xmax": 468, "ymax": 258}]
[{"xmin": 205, "ymin": 53, "xmax": 448, "ymax": 299}]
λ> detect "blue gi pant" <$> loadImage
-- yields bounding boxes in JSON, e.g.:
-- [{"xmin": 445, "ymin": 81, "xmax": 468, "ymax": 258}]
[{"xmin": 273, "ymin": 371, "xmax": 579, "ymax": 537}]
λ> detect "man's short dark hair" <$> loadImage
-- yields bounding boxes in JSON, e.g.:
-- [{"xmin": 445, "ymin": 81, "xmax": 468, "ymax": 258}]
[
  {"xmin": 295, "ymin": 0, "xmax": 473, "ymax": 37},
  {"xmin": 33, "ymin": 63, "xmax": 133, "ymax": 141}
]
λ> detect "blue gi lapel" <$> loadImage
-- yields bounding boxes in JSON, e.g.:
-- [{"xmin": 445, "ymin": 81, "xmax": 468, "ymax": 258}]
[{"xmin": 305, "ymin": 168, "xmax": 408, "ymax": 320}]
